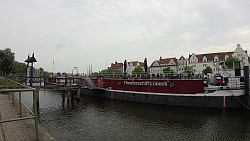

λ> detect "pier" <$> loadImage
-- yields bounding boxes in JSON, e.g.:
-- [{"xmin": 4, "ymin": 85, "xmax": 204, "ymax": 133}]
[{"xmin": 0, "ymin": 77, "xmax": 55, "ymax": 141}]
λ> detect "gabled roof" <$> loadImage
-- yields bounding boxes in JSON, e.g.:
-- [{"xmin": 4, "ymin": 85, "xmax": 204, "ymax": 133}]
[
  {"xmin": 158, "ymin": 57, "xmax": 178, "ymax": 65},
  {"xmin": 150, "ymin": 57, "xmax": 178, "ymax": 67},
  {"xmin": 234, "ymin": 44, "xmax": 245, "ymax": 53},
  {"xmin": 128, "ymin": 61, "xmax": 144, "ymax": 67},
  {"xmin": 190, "ymin": 52, "xmax": 233, "ymax": 62},
  {"xmin": 179, "ymin": 55, "xmax": 185, "ymax": 60},
  {"xmin": 139, "ymin": 62, "xmax": 144, "ymax": 67},
  {"xmin": 111, "ymin": 62, "xmax": 123, "ymax": 69}
]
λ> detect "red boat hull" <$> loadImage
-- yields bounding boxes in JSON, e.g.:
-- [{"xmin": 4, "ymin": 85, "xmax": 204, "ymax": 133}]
[{"xmin": 98, "ymin": 79, "xmax": 205, "ymax": 94}]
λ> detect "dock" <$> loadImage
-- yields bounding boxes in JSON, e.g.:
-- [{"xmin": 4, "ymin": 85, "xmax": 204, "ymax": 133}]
[
  {"xmin": 0, "ymin": 77, "xmax": 56, "ymax": 141},
  {"xmin": 0, "ymin": 94, "xmax": 55, "ymax": 141}
]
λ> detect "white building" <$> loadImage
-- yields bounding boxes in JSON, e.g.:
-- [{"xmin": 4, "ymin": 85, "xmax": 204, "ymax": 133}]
[
  {"xmin": 149, "ymin": 57, "xmax": 179, "ymax": 76},
  {"xmin": 178, "ymin": 55, "xmax": 188, "ymax": 74},
  {"xmin": 126, "ymin": 61, "xmax": 145, "ymax": 75},
  {"xmin": 149, "ymin": 44, "xmax": 249, "ymax": 76},
  {"xmin": 188, "ymin": 44, "xmax": 249, "ymax": 75}
]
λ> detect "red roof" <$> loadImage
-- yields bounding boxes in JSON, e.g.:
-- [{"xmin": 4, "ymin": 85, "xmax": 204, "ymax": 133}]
[
  {"xmin": 128, "ymin": 61, "xmax": 144, "ymax": 67},
  {"xmin": 158, "ymin": 57, "xmax": 178, "ymax": 65},
  {"xmin": 150, "ymin": 57, "xmax": 178, "ymax": 67},
  {"xmin": 191, "ymin": 52, "xmax": 233, "ymax": 62},
  {"xmin": 111, "ymin": 62, "xmax": 123, "ymax": 70}
]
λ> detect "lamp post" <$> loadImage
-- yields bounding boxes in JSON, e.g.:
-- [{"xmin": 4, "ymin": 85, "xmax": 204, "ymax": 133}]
[
  {"xmin": 72, "ymin": 67, "xmax": 78, "ymax": 84},
  {"xmin": 24, "ymin": 53, "xmax": 37, "ymax": 87},
  {"xmin": 24, "ymin": 55, "xmax": 30, "ymax": 85}
]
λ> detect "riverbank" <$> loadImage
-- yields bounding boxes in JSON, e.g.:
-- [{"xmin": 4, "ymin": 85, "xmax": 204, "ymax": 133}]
[{"xmin": 0, "ymin": 94, "xmax": 55, "ymax": 141}]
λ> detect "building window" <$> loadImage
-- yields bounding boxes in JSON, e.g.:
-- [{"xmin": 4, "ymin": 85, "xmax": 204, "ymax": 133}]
[
  {"xmin": 203, "ymin": 64, "xmax": 207, "ymax": 67},
  {"xmin": 192, "ymin": 65, "xmax": 196, "ymax": 68}
]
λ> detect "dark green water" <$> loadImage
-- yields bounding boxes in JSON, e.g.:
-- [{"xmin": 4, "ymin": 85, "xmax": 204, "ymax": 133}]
[{"xmin": 18, "ymin": 90, "xmax": 250, "ymax": 141}]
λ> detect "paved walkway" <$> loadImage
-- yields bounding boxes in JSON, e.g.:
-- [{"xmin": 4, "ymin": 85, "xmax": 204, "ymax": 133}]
[{"xmin": 0, "ymin": 94, "xmax": 55, "ymax": 141}]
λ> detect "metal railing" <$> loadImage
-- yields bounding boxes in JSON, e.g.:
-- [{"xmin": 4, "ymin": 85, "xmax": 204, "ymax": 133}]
[{"xmin": 0, "ymin": 77, "xmax": 39, "ymax": 141}]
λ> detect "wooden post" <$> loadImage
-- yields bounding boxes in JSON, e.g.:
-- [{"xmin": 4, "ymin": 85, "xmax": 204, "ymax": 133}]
[
  {"xmin": 62, "ymin": 90, "xmax": 66, "ymax": 106},
  {"xmin": 33, "ymin": 90, "xmax": 39, "ymax": 112},
  {"xmin": 77, "ymin": 88, "xmax": 80, "ymax": 98},
  {"xmin": 67, "ymin": 90, "xmax": 70, "ymax": 105}
]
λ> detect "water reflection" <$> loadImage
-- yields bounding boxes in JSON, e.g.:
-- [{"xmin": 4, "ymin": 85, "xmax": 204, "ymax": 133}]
[{"xmin": 17, "ymin": 90, "xmax": 250, "ymax": 141}]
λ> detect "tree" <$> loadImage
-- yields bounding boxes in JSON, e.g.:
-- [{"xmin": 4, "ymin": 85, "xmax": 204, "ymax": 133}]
[
  {"xmin": 11, "ymin": 61, "xmax": 27, "ymax": 75},
  {"xmin": 163, "ymin": 67, "xmax": 174, "ymax": 76},
  {"xmin": 144, "ymin": 58, "xmax": 148, "ymax": 74},
  {"xmin": 113, "ymin": 70, "xmax": 122, "ymax": 75},
  {"xmin": 0, "ymin": 48, "xmax": 15, "ymax": 75},
  {"xmin": 184, "ymin": 66, "xmax": 193, "ymax": 74},
  {"xmin": 99, "ymin": 68, "xmax": 113, "ymax": 75},
  {"xmin": 225, "ymin": 56, "xmax": 240, "ymax": 69},
  {"xmin": 38, "ymin": 67, "xmax": 44, "ymax": 77},
  {"xmin": 132, "ymin": 66, "xmax": 144, "ymax": 75},
  {"xmin": 225, "ymin": 56, "xmax": 240, "ymax": 62},
  {"xmin": 202, "ymin": 66, "xmax": 213, "ymax": 75},
  {"xmin": 124, "ymin": 60, "xmax": 127, "ymax": 75}
]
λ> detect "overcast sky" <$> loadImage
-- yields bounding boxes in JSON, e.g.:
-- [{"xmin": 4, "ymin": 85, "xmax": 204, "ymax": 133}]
[{"xmin": 1, "ymin": 0, "xmax": 250, "ymax": 73}]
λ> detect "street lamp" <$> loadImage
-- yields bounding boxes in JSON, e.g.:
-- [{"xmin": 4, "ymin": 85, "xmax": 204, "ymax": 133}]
[{"xmin": 24, "ymin": 53, "xmax": 37, "ymax": 87}]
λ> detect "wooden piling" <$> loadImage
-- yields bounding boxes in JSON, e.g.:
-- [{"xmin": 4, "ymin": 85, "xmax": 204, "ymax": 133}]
[{"xmin": 66, "ymin": 90, "xmax": 70, "ymax": 105}]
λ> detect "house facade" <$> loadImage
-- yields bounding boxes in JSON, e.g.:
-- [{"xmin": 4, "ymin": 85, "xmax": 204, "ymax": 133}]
[
  {"xmin": 188, "ymin": 44, "xmax": 248, "ymax": 74},
  {"xmin": 126, "ymin": 61, "xmax": 144, "ymax": 75},
  {"xmin": 149, "ymin": 57, "xmax": 179, "ymax": 76},
  {"xmin": 109, "ymin": 61, "xmax": 123, "ymax": 72},
  {"xmin": 149, "ymin": 44, "xmax": 249, "ymax": 76}
]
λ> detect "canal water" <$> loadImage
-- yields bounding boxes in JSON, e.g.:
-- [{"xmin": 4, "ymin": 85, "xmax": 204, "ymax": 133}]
[{"xmin": 17, "ymin": 90, "xmax": 250, "ymax": 141}]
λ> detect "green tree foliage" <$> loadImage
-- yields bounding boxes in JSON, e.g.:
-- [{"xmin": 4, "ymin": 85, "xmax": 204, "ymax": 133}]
[
  {"xmin": 11, "ymin": 61, "xmax": 27, "ymax": 75},
  {"xmin": 0, "ymin": 48, "xmax": 15, "ymax": 75},
  {"xmin": 132, "ymin": 66, "xmax": 144, "ymax": 74},
  {"xmin": 38, "ymin": 67, "xmax": 44, "ymax": 77},
  {"xmin": 144, "ymin": 58, "xmax": 148, "ymax": 74},
  {"xmin": 163, "ymin": 67, "xmax": 174, "ymax": 75},
  {"xmin": 99, "ymin": 68, "xmax": 122, "ymax": 75},
  {"xmin": 225, "ymin": 56, "xmax": 240, "ymax": 62},
  {"xmin": 184, "ymin": 66, "xmax": 193, "ymax": 74},
  {"xmin": 225, "ymin": 57, "xmax": 240, "ymax": 69},
  {"xmin": 99, "ymin": 68, "xmax": 113, "ymax": 74},
  {"xmin": 202, "ymin": 66, "xmax": 213, "ymax": 75},
  {"xmin": 124, "ymin": 60, "xmax": 127, "ymax": 75}
]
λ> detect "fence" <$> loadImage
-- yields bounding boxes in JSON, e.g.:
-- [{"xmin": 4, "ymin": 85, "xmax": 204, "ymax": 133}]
[{"xmin": 0, "ymin": 77, "xmax": 39, "ymax": 141}]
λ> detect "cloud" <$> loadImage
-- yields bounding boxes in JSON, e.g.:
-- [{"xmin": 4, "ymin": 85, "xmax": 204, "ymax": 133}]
[{"xmin": 0, "ymin": 0, "xmax": 250, "ymax": 72}]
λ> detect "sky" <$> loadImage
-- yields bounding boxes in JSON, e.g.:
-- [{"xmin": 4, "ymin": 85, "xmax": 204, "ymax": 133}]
[{"xmin": 1, "ymin": 0, "xmax": 250, "ymax": 73}]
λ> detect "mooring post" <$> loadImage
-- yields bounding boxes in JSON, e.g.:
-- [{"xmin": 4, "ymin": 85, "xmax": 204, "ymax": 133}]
[
  {"xmin": 244, "ymin": 66, "xmax": 249, "ymax": 107},
  {"xmin": 77, "ymin": 88, "xmax": 80, "ymax": 100},
  {"xmin": 62, "ymin": 90, "xmax": 66, "ymax": 106},
  {"xmin": 33, "ymin": 90, "xmax": 39, "ymax": 112},
  {"xmin": 67, "ymin": 90, "xmax": 70, "ymax": 105}
]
